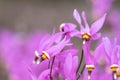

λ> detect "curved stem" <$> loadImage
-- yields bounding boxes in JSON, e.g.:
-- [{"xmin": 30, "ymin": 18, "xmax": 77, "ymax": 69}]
[
  {"xmin": 50, "ymin": 56, "xmax": 56, "ymax": 80},
  {"xmin": 76, "ymin": 49, "xmax": 84, "ymax": 74},
  {"xmin": 81, "ymin": 64, "xmax": 85, "ymax": 74},
  {"xmin": 77, "ymin": 63, "xmax": 86, "ymax": 80}
]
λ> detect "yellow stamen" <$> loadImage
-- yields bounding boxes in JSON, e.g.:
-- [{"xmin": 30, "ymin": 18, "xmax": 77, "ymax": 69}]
[
  {"xmin": 110, "ymin": 64, "xmax": 118, "ymax": 80},
  {"xmin": 82, "ymin": 33, "xmax": 91, "ymax": 41},
  {"xmin": 41, "ymin": 51, "xmax": 50, "ymax": 60},
  {"xmin": 110, "ymin": 64, "xmax": 118, "ymax": 72},
  {"xmin": 117, "ymin": 70, "xmax": 120, "ymax": 77},
  {"xmin": 86, "ymin": 65, "xmax": 94, "ymax": 80},
  {"xmin": 86, "ymin": 65, "xmax": 95, "ymax": 71}
]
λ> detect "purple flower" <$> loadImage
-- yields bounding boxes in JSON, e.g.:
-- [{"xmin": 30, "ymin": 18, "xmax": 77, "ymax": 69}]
[
  {"xmin": 33, "ymin": 32, "xmax": 69, "ymax": 64},
  {"xmin": 63, "ymin": 53, "xmax": 78, "ymax": 80},
  {"xmin": 82, "ymin": 40, "xmax": 113, "ymax": 80},
  {"xmin": 102, "ymin": 36, "xmax": 120, "ymax": 77},
  {"xmin": 73, "ymin": 9, "xmax": 106, "ymax": 44},
  {"xmin": 0, "ymin": 30, "xmax": 48, "ymax": 80},
  {"xmin": 90, "ymin": 0, "xmax": 113, "ymax": 18},
  {"xmin": 59, "ymin": 23, "xmax": 80, "ymax": 40}
]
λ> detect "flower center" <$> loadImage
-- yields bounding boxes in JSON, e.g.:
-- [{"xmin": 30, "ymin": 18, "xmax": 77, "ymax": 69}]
[
  {"xmin": 33, "ymin": 51, "xmax": 50, "ymax": 64},
  {"xmin": 110, "ymin": 64, "xmax": 118, "ymax": 80},
  {"xmin": 110, "ymin": 64, "xmax": 118, "ymax": 72},
  {"xmin": 82, "ymin": 33, "xmax": 91, "ymax": 41},
  {"xmin": 86, "ymin": 65, "xmax": 94, "ymax": 80},
  {"xmin": 86, "ymin": 65, "xmax": 95, "ymax": 71},
  {"xmin": 41, "ymin": 51, "xmax": 50, "ymax": 60}
]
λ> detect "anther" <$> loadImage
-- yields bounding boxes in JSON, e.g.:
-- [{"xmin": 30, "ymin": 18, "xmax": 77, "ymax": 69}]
[
  {"xmin": 33, "ymin": 50, "xmax": 41, "ymax": 64},
  {"xmin": 33, "ymin": 51, "xmax": 50, "ymax": 64},
  {"xmin": 86, "ymin": 65, "xmax": 94, "ymax": 80},
  {"xmin": 41, "ymin": 51, "xmax": 50, "ymax": 60},
  {"xmin": 82, "ymin": 33, "xmax": 91, "ymax": 44},
  {"xmin": 110, "ymin": 64, "xmax": 118, "ymax": 80}
]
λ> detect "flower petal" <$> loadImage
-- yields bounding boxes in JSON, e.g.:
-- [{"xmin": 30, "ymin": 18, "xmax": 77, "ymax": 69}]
[
  {"xmin": 81, "ymin": 11, "xmax": 90, "ymax": 33},
  {"xmin": 64, "ymin": 53, "xmax": 72, "ymax": 77},
  {"xmin": 69, "ymin": 30, "xmax": 81, "ymax": 37},
  {"xmin": 111, "ymin": 46, "xmax": 119, "ymax": 64},
  {"xmin": 38, "ymin": 69, "xmax": 50, "ymax": 80},
  {"xmin": 72, "ymin": 56, "xmax": 78, "ymax": 74},
  {"xmin": 83, "ymin": 43, "xmax": 94, "ymax": 65},
  {"xmin": 91, "ymin": 33, "xmax": 101, "ymax": 40},
  {"xmin": 73, "ymin": 9, "xmax": 81, "ymax": 25},
  {"xmin": 102, "ymin": 37, "xmax": 112, "ymax": 58},
  {"xmin": 73, "ymin": 9, "xmax": 84, "ymax": 32},
  {"xmin": 90, "ymin": 13, "xmax": 107, "ymax": 35},
  {"xmin": 60, "ymin": 23, "xmax": 77, "ymax": 32},
  {"xmin": 94, "ymin": 42, "xmax": 110, "ymax": 65},
  {"xmin": 47, "ymin": 37, "xmax": 69, "ymax": 56}
]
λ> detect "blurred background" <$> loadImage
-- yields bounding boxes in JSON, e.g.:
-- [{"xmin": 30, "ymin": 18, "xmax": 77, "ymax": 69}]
[{"xmin": 0, "ymin": 0, "xmax": 120, "ymax": 80}]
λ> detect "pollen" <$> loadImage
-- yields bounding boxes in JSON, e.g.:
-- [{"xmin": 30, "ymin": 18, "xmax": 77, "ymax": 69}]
[
  {"xmin": 110, "ymin": 64, "xmax": 118, "ymax": 72},
  {"xmin": 33, "ymin": 50, "xmax": 40, "ymax": 64},
  {"xmin": 41, "ymin": 51, "xmax": 50, "ymax": 60},
  {"xmin": 82, "ymin": 33, "xmax": 91, "ymax": 41},
  {"xmin": 86, "ymin": 65, "xmax": 95, "ymax": 71}
]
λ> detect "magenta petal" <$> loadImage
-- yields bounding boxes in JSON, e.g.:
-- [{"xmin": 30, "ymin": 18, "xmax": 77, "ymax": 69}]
[
  {"xmin": 94, "ymin": 42, "xmax": 110, "ymax": 65},
  {"xmin": 111, "ymin": 46, "xmax": 119, "ymax": 64},
  {"xmin": 38, "ymin": 35, "xmax": 51, "ymax": 53},
  {"xmin": 60, "ymin": 23, "xmax": 77, "ymax": 32},
  {"xmin": 47, "ymin": 37, "xmax": 69, "ymax": 56},
  {"xmin": 72, "ymin": 56, "xmax": 78, "ymax": 74},
  {"xmin": 73, "ymin": 9, "xmax": 81, "ymax": 25},
  {"xmin": 81, "ymin": 11, "xmax": 90, "ymax": 33},
  {"xmin": 69, "ymin": 30, "xmax": 81, "ymax": 37},
  {"xmin": 64, "ymin": 53, "xmax": 72, "ymax": 77},
  {"xmin": 90, "ymin": 13, "xmax": 107, "ymax": 35},
  {"xmin": 83, "ymin": 44, "xmax": 94, "ymax": 65},
  {"xmin": 38, "ymin": 69, "xmax": 50, "ymax": 80},
  {"xmin": 53, "ymin": 32, "xmax": 63, "ymax": 44},
  {"xmin": 28, "ymin": 67, "xmax": 37, "ymax": 80},
  {"xmin": 73, "ymin": 9, "xmax": 84, "ymax": 31},
  {"xmin": 102, "ymin": 37, "xmax": 112, "ymax": 58},
  {"xmin": 91, "ymin": 33, "xmax": 101, "ymax": 40}
]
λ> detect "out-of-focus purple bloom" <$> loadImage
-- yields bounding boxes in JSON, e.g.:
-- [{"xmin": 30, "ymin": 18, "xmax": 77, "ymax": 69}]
[
  {"xmin": 107, "ymin": 10, "xmax": 120, "ymax": 44},
  {"xmin": 90, "ymin": 0, "xmax": 113, "ymax": 18},
  {"xmin": 102, "ymin": 37, "xmax": 120, "ymax": 79},
  {"xmin": 63, "ymin": 53, "xmax": 78, "ymax": 80},
  {"xmin": 0, "ymin": 30, "xmax": 49, "ymax": 80},
  {"xmin": 93, "ymin": 42, "xmax": 112, "ymax": 80},
  {"xmin": 73, "ymin": 9, "xmax": 106, "ymax": 44},
  {"xmin": 102, "ymin": 37, "xmax": 120, "ymax": 65}
]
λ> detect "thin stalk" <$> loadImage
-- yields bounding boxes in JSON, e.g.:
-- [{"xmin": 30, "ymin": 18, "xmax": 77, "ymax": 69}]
[
  {"xmin": 77, "ymin": 72, "xmax": 81, "ymax": 80},
  {"xmin": 76, "ymin": 49, "xmax": 84, "ymax": 74},
  {"xmin": 50, "ymin": 56, "xmax": 56, "ymax": 80},
  {"xmin": 48, "ymin": 60, "xmax": 51, "ymax": 69},
  {"xmin": 81, "ymin": 64, "xmax": 85, "ymax": 74},
  {"xmin": 77, "ymin": 63, "xmax": 85, "ymax": 80}
]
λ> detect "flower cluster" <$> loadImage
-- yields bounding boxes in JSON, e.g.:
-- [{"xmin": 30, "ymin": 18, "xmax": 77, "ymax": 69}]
[{"xmin": 1, "ymin": 8, "xmax": 120, "ymax": 80}]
